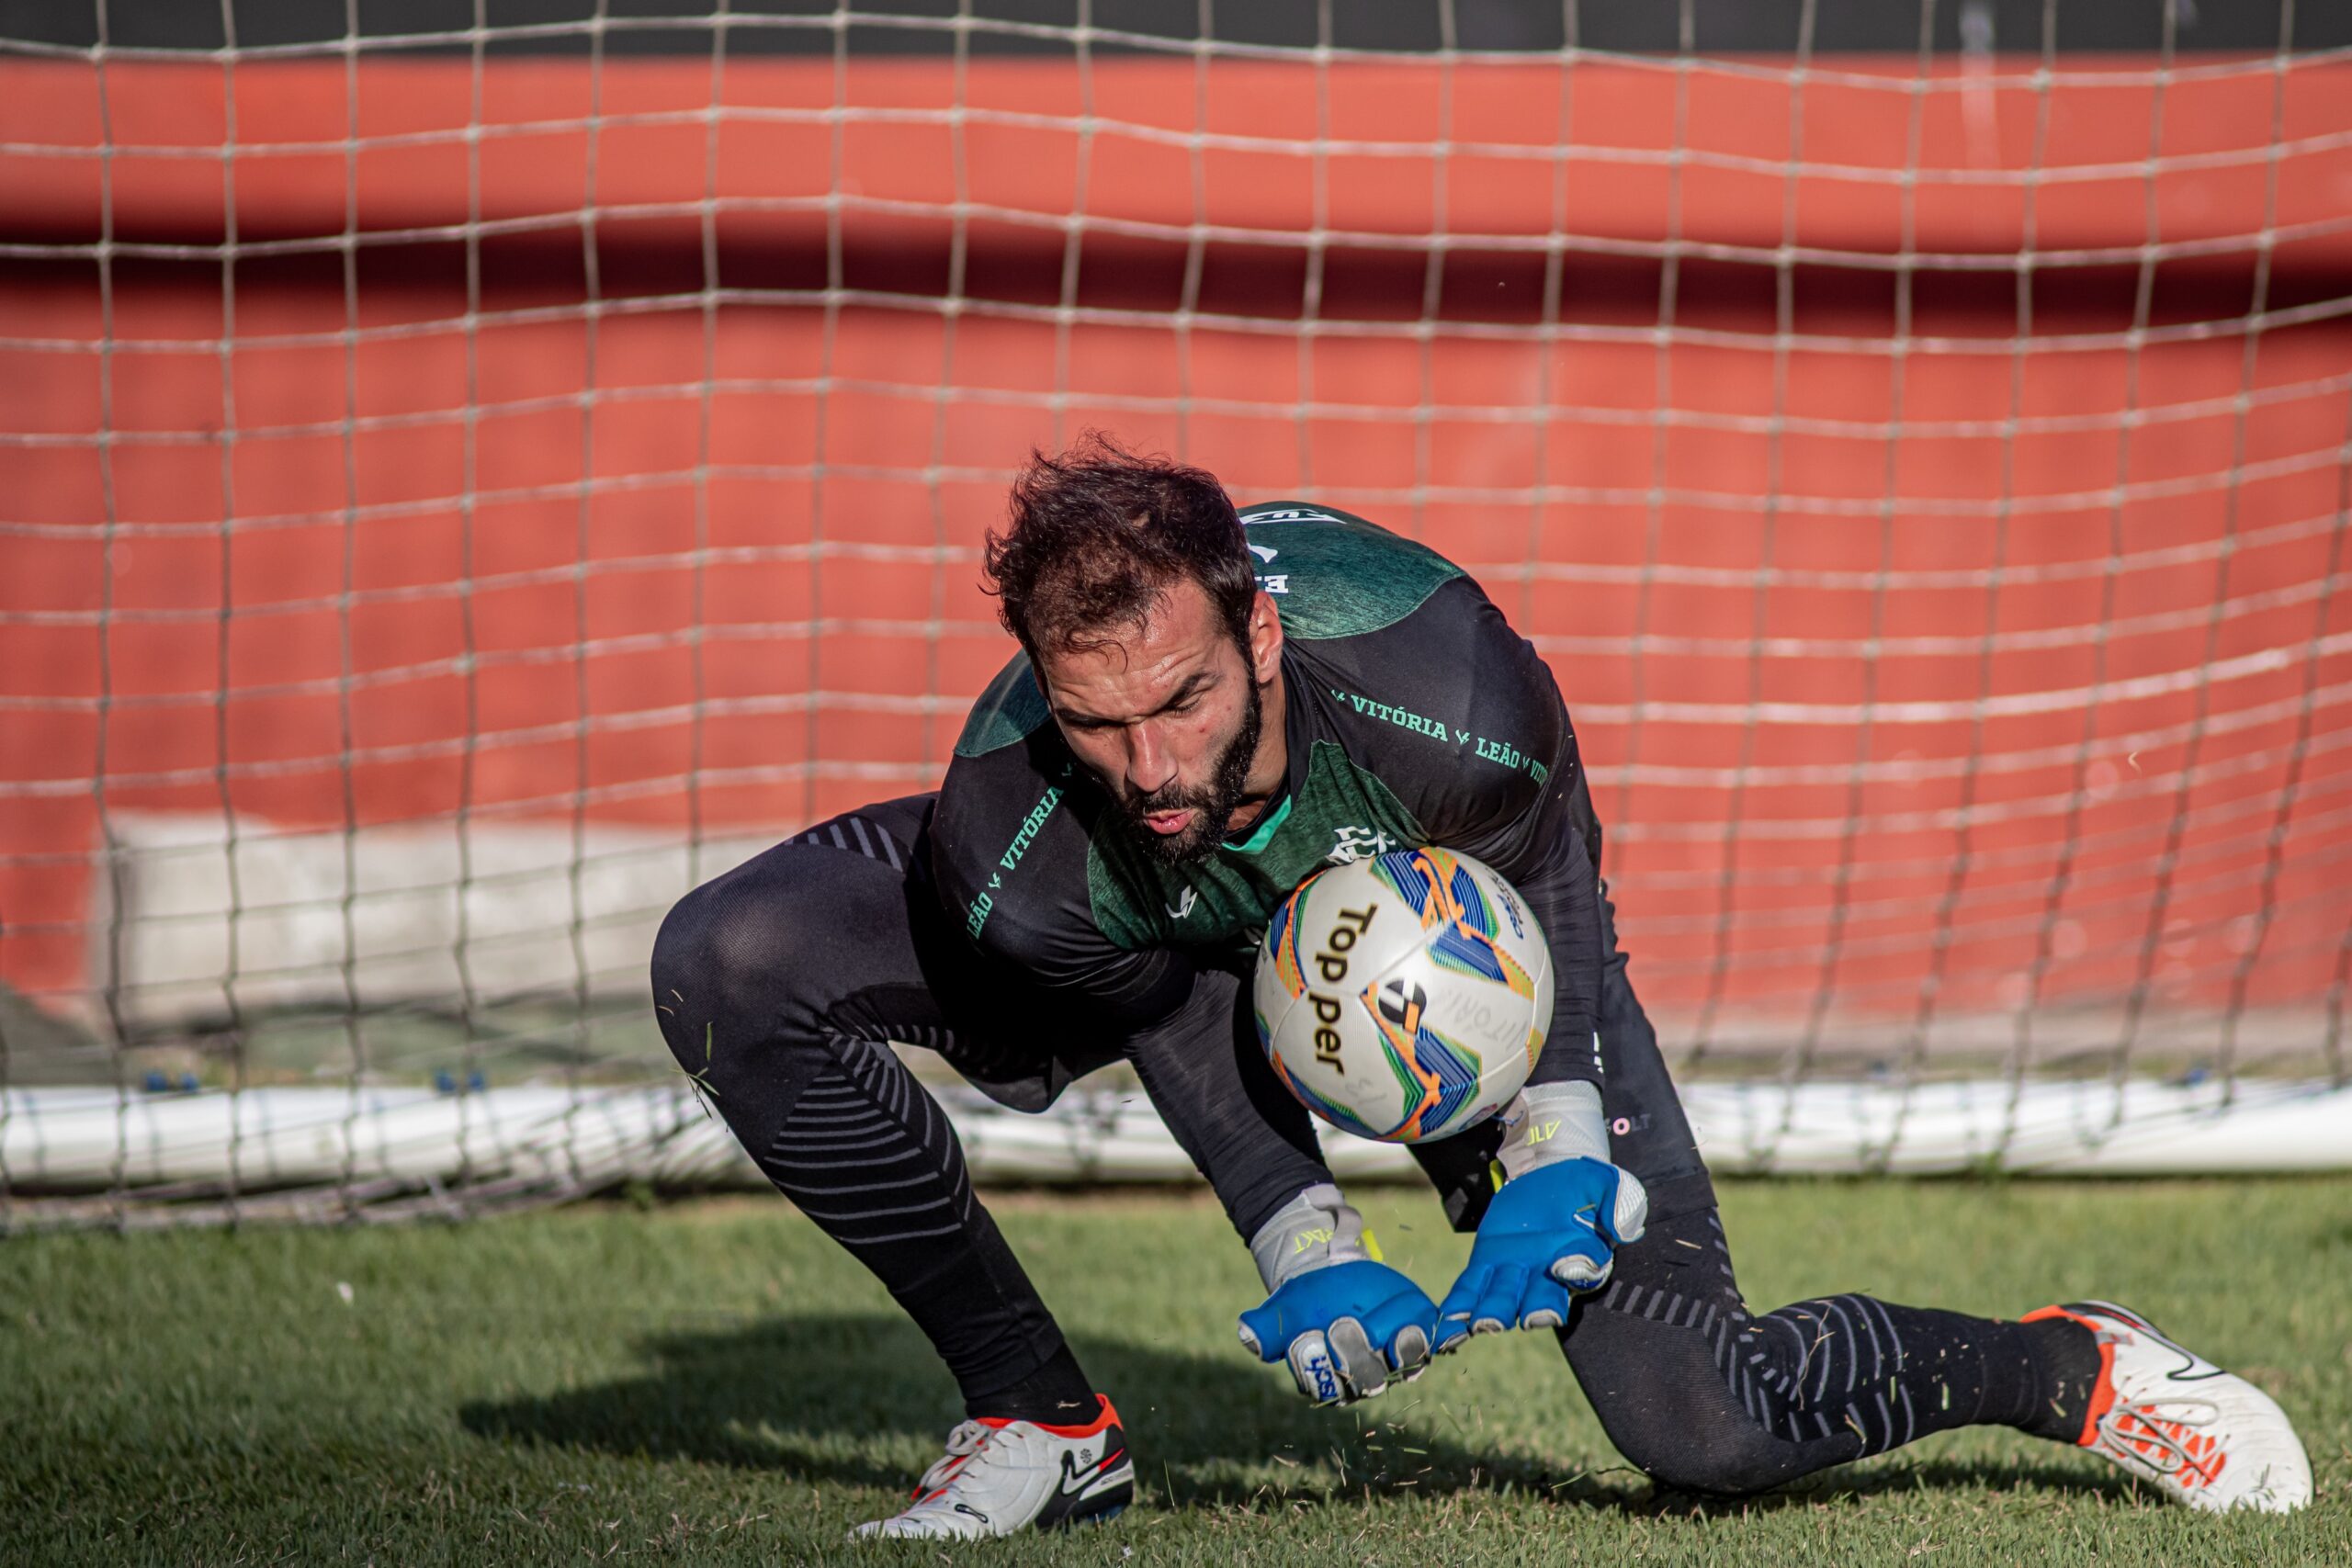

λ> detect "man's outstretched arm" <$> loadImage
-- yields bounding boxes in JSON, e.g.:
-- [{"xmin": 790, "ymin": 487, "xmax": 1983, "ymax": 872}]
[{"xmin": 1404, "ymin": 592, "xmax": 1648, "ymax": 1330}]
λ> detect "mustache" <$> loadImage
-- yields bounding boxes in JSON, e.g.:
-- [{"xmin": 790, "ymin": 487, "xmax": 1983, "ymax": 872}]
[{"xmin": 1124, "ymin": 780, "xmax": 1215, "ymax": 815}]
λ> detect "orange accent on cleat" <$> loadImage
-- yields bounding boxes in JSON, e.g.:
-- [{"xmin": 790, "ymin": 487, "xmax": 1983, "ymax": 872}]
[
  {"xmin": 1030, "ymin": 1394, "xmax": 1121, "ymax": 1440},
  {"xmin": 2023, "ymin": 1303, "xmax": 2117, "ymax": 1448}
]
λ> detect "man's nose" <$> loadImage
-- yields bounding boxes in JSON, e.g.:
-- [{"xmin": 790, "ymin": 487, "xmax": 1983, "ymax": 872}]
[{"xmin": 1125, "ymin": 722, "xmax": 1177, "ymax": 797}]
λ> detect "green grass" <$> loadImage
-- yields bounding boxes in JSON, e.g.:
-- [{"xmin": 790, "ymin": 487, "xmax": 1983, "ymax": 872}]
[{"xmin": 3, "ymin": 1179, "xmax": 2346, "ymax": 1566}]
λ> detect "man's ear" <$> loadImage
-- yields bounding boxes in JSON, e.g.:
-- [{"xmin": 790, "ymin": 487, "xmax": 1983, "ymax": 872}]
[{"xmin": 1248, "ymin": 590, "xmax": 1283, "ymax": 682}]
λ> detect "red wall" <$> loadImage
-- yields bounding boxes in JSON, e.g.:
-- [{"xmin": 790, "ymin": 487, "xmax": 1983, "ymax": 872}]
[{"xmin": 5, "ymin": 52, "xmax": 2350, "ymax": 1029}]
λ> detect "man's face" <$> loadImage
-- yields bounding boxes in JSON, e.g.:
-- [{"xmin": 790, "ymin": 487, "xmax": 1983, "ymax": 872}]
[{"xmin": 1035, "ymin": 578, "xmax": 1281, "ymax": 866}]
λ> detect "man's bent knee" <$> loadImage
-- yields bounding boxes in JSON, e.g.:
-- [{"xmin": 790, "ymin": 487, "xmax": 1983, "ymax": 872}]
[
  {"xmin": 649, "ymin": 861, "xmax": 819, "ymax": 1070},
  {"xmin": 651, "ymin": 881, "xmax": 728, "ymax": 1070},
  {"xmin": 1571, "ymin": 1318, "xmax": 1832, "ymax": 1498},
  {"xmin": 1612, "ymin": 1424, "xmax": 1810, "ymax": 1498}
]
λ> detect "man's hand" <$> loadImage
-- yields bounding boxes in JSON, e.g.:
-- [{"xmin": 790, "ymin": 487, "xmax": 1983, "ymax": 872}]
[
  {"xmin": 1436, "ymin": 1079, "xmax": 1648, "ymax": 1337},
  {"xmin": 1237, "ymin": 1184, "xmax": 1440, "ymax": 1405}
]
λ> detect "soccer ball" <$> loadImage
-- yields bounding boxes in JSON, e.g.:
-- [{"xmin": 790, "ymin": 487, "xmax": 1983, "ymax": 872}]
[{"xmin": 1254, "ymin": 845, "xmax": 1551, "ymax": 1144}]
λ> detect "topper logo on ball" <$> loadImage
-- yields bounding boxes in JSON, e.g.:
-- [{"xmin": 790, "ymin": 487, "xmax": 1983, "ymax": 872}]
[{"xmin": 1306, "ymin": 903, "xmax": 1377, "ymax": 1067}]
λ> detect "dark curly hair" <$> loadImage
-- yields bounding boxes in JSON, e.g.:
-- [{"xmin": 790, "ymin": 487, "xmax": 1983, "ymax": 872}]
[{"xmin": 984, "ymin": 434, "xmax": 1255, "ymax": 662}]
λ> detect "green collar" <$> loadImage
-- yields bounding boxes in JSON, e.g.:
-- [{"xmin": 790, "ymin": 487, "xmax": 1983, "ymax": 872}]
[{"xmin": 1223, "ymin": 793, "xmax": 1294, "ymax": 855}]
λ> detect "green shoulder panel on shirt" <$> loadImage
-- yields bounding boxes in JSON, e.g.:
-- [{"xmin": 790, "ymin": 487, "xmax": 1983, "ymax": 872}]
[
  {"xmin": 1086, "ymin": 740, "xmax": 1428, "ymax": 953},
  {"xmin": 1239, "ymin": 502, "xmax": 1463, "ymax": 642},
  {"xmin": 954, "ymin": 654, "xmax": 1051, "ymax": 758}
]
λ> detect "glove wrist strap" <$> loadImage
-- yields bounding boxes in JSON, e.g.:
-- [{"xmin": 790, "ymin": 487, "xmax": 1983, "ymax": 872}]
[
  {"xmin": 1495, "ymin": 1077, "xmax": 1611, "ymax": 1184},
  {"xmin": 1249, "ymin": 1182, "xmax": 1372, "ymax": 1292}
]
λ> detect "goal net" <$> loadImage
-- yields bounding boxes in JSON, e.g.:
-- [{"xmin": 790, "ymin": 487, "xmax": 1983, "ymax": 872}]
[{"xmin": 3, "ymin": 1, "xmax": 2348, "ymax": 1224}]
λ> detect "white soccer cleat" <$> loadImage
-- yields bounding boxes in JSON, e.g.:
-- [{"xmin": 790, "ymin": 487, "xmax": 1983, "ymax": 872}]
[
  {"xmin": 852, "ymin": 1394, "xmax": 1134, "ymax": 1540},
  {"xmin": 2028, "ymin": 1302, "xmax": 2312, "ymax": 1513}
]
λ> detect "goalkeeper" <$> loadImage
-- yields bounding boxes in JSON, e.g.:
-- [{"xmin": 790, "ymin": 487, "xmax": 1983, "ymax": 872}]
[{"xmin": 650, "ymin": 437, "xmax": 2311, "ymax": 1538}]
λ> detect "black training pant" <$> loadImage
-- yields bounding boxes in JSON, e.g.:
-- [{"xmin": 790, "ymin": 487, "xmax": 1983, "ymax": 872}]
[{"xmin": 650, "ymin": 795, "xmax": 2088, "ymax": 1493}]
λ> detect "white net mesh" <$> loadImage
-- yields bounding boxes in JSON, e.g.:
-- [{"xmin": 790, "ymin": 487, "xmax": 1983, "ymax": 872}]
[{"xmin": 2, "ymin": 2, "xmax": 2349, "ymax": 1223}]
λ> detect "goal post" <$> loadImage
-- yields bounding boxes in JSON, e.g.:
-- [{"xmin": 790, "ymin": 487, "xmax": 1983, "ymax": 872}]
[{"xmin": 2, "ymin": 1, "xmax": 2349, "ymax": 1224}]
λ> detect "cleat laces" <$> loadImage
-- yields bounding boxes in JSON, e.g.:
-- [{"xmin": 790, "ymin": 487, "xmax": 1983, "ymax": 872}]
[
  {"xmin": 2096, "ymin": 1399, "xmax": 2228, "ymax": 1492},
  {"xmin": 911, "ymin": 1420, "xmax": 994, "ymax": 1501}
]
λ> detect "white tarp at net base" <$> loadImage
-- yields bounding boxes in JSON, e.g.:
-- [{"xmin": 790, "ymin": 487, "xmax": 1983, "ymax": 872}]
[
  {"xmin": 85, "ymin": 813, "xmax": 775, "ymax": 1030},
  {"xmin": 3, "ymin": 1078, "xmax": 2346, "ymax": 1210}
]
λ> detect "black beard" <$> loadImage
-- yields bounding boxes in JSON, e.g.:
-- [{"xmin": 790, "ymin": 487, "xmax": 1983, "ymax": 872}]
[{"xmin": 1121, "ymin": 676, "xmax": 1265, "ymax": 868}]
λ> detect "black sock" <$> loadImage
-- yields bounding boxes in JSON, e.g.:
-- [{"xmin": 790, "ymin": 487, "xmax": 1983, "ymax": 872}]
[
  {"xmin": 2018, "ymin": 1314, "xmax": 2105, "ymax": 1443},
  {"xmin": 963, "ymin": 1340, "xmax": 1099, "ymax": 1424}
]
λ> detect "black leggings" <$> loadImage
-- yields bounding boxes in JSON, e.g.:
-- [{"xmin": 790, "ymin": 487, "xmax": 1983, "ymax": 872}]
[
  {"xmin": 649, "ymin": 795, "xmax": 1075, "ymax": 1404},
  {"xmin": 1561, "ymin": 1207, "xmax": 2088, "ymax": 1493},
  {"xmin": 650, "ymin": 796, "xmax": 2094, "ymax": 1491}
]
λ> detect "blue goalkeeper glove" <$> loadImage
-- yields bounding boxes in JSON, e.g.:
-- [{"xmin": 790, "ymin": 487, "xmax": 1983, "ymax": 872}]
[
  {"xmin": 1237, "ymin": 1184, "xmax": 1439, "ymax": 1405},
  {"xmin": 1437, "ymin": 1080, "xmax": 1648, "ymax": 1338}
]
